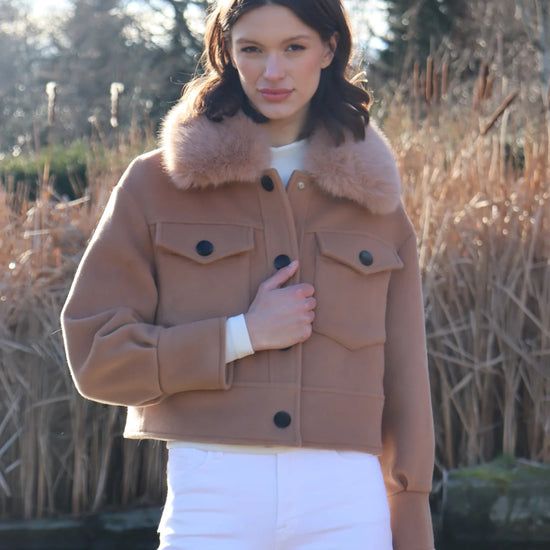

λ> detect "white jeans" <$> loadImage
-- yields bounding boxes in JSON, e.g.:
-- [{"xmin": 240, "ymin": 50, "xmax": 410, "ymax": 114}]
[{"xmin": 158, "ymin": 447, "xmax": 392, "ymax": 550}]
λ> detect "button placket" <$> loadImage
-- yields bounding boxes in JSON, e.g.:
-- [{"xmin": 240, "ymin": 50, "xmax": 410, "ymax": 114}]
[{"xmin": 256, "ymin": 171, "xmax": 301, "ymax": 424}]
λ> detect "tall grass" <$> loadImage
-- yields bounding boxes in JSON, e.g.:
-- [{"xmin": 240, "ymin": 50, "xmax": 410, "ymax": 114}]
[
  {"xmin": 378, "ymin": 62, "xmax": 550, "ymax": 472},
  {"xmin": 0, "ymin": 73, "xmax": 548, "ymax": 520},
  {"xmin": 0, "ymin": 130, "xmax": 165, "ymax": 520}
]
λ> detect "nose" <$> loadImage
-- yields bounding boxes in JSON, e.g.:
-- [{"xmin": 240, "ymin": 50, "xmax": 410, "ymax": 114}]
[{"xmin": 264, "ymin": 53, "xmax": 285, "ymax": 81}]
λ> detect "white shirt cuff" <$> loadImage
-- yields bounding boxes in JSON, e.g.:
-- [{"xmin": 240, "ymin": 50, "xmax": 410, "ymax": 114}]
[{"xmin": 225, "ymin": 314, "xmax": 254, "ymax": 363}]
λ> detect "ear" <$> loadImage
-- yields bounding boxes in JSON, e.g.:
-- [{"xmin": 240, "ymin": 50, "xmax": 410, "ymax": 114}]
[{"xmin": 321, "ymin": 32, "xmax": 339, "ymax": 69}]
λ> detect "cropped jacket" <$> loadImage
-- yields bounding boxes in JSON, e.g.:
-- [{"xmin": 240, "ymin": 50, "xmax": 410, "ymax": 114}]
[{"xmin": 61, "ymin": 105, "xmax": 435, "ymax": 550}]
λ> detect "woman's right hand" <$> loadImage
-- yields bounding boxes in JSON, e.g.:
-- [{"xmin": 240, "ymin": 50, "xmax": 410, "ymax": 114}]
[{"xmin": 244, "ymin": 260, "xmax": 316, "ymax": 351}]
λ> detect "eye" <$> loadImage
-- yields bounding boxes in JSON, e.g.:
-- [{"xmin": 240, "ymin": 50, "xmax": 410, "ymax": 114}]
[
  {"xmin": 287, "ymin": 44, "xmax": 306, "ymax": 52},
  {"xmin": 240, "ymin": 45, "xmax": 261, "ymax": 53}
]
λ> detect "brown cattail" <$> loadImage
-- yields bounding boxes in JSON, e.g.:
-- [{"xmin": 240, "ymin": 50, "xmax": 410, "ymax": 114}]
[
  {"xmin": 433, "ymin": 70, "xmax": 441, "ymax": 104},
  {"xmin": 426, "ymin": 56, "xmax": 433, "ymax": 103},
  {"xmin": 45, "ymin": 82, "xmax": 57, "ymax": 126},
  {"xmin": 478, "ymin": 61, "xmax": 489, "ymax": 101}
]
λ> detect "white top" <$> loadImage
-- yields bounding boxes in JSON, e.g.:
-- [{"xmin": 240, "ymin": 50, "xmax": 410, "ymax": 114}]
[
  {"xmin": 269, "ymin": 139, "xmax": 307, "ymax": 187},
  {"xmin": 170, "ymin": 140, "xmax": 307, "ymax": 453}
]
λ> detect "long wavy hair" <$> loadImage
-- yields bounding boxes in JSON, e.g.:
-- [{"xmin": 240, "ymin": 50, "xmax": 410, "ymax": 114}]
[{"xmin": 183, "ymin": 0, "xmax": 370, "ymax": 145}]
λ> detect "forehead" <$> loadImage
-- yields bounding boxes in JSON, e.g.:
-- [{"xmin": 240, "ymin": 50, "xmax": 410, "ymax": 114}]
[{"xmin": 230, "ymin": 4, "xmax": 320, "ymax": 41}]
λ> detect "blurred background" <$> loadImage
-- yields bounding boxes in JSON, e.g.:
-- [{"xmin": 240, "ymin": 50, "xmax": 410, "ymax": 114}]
[{"xmin": 0, "ymin": 1, "xmax": 548, "ymax": 548}]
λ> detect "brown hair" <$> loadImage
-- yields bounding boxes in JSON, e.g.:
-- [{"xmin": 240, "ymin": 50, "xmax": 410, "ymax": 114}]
[{"xmin": 184, "ymin": 0, "xmax": 370, "ymax": 145}]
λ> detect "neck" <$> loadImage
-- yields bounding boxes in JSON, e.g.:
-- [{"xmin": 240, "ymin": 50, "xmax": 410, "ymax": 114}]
[{"xmin": 263, "ymin": 111, "xmax": 308, "ymax": 147}]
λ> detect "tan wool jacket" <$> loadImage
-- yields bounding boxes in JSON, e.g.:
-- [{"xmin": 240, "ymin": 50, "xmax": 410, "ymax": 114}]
[{"xmin": 61, "ymin": 105, "xmax": 435, "ymax": 550}]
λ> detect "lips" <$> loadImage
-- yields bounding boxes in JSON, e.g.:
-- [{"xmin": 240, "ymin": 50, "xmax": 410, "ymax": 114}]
[{"xmin": 259, "ymin": 88, "xmax": 293, "ymax": 102}]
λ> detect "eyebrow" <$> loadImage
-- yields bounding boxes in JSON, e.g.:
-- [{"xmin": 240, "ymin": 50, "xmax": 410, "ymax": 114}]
[{"xmin": 234, "ymin": 35, "xmax": 313, "ymax": 45}]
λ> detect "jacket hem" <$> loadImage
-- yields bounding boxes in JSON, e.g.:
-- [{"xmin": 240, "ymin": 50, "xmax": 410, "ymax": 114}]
[{"xmin": 122, "ymin": 429, "xmax": 384, "ymax": 455}]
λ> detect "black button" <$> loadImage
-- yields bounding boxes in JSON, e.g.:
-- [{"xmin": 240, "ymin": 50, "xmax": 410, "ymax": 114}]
[
  {"xmin": 261, "ymin": 175, "xmax": 274, "ymax": 191},
  {"xmin": 359, "ymin": 250, "xmax": 373, "ymax": 266},
  {"xmin": 273, "ymin": 411, "xmax": 291, "ymax": 428},
  {"xmin": 274, "ymin": 254, "xmax": 291, "ymax": 270},
  {"xmin": 196, "ymin": 240, "xmax": 214, "ymax": 256}
]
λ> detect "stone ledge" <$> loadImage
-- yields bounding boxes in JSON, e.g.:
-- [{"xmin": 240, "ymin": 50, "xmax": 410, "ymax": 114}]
[{"xmin": 440, "ymin": 457, "xmax": 550, "ymax": 547}]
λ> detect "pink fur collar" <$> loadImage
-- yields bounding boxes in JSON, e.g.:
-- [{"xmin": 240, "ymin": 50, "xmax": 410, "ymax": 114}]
[{"xmin": 161, "ymin": 104, "xmax": 401, "ymax": 214}]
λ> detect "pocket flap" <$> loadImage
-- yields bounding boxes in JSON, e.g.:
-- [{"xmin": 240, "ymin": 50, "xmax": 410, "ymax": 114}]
[
  {"xmin": 316, "ymin": 231, "xmax": 404, "ymax": 275},
  {"xmin": 156, "ymin": 223, "xmax": 254, "ymax": 264}
]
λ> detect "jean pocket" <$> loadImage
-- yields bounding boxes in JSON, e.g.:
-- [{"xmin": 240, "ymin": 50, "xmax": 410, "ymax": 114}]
[{"xmin": 168, "ymin": 447, "xmax": 221, "ymax": 475}]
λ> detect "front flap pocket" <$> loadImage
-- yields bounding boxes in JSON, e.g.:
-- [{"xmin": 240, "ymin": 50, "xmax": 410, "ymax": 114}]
[
  {"xmin": 316, "ymin": 231, "xmax": 403, "ymax": 274},
  {"xmin": 155, "ymin": 223, "xmax": 253, "ymax": 264},
  {"xmin": 314, "ymin": 231, "xmax": 403, "ymax": 350},
  {"xmin": 153, "ymin": 223, "xmax": 254, "ymax": 323}
]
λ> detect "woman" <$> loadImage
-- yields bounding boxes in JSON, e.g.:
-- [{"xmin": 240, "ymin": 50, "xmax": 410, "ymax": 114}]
[{"xmin": 61, "ymin": 1, "xmax": 435, "ymax": 548}]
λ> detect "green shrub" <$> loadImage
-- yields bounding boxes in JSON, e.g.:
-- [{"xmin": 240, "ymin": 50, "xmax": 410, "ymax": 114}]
[{"xmin": 0, "ymin": 140, "xmax": 88, "ymax": 203}]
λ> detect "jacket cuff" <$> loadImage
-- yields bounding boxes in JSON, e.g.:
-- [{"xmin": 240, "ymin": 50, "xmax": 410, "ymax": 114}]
[
  {"xmin": 157, "ymin": 317, "xmax": 232, "ymax": 394},
  {"xmin": 387, "ymin": 491, "xmax": 434, "ymax": 550}
]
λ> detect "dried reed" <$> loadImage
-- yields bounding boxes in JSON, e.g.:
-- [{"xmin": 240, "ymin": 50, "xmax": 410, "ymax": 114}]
[
  {"xmin": 0, "ymin": 133, "xmax": 163, "ymax": 520},
  {"xmin": 383, "ymin": 75, "xmax": 550, "ymax": 472}
]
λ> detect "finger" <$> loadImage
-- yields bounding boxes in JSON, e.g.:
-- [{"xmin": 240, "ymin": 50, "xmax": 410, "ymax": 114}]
[
  {"xmin": 301, "ymin": 283, "xmax": 315, "ymax": 298},
  {"xmin": 299, "ymin": 324, "xmax": 313, "ymax": 342},
  {"xmin": 261, "ymin": 260, "xmax": 299, "ymax": 290},
  {"xmin": 305, "ymin": 297, "xmax": 316, "ymax": 311},
  {"xmin": 291, "ymin": 283, "xmax": 315, "ymax": 299}
]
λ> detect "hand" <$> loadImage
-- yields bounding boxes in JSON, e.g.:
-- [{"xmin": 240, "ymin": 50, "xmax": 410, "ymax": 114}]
[{"xmin": 244, "ymin": 260, "xmax": 316, "ymax": 351}]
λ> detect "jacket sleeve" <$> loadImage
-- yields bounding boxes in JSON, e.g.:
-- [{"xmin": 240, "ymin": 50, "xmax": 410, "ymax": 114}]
[
  {"xmin": 61, "ymin": 160, "xmax": 232, "ymax": 408},
  {"xmin": 380, "ymin": 230, "xmax": 435, "ymax": 550}
]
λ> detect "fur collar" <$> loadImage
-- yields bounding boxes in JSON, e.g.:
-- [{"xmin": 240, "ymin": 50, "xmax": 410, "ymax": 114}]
[{"xmin": 161, "ymin": 104, "xmax": 401, "ymax": 214}]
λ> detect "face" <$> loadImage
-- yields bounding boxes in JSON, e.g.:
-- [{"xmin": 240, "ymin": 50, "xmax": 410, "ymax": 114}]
[{"xmin": 229, "ymin": 4, "xmax": 335, "ymax": 145}]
